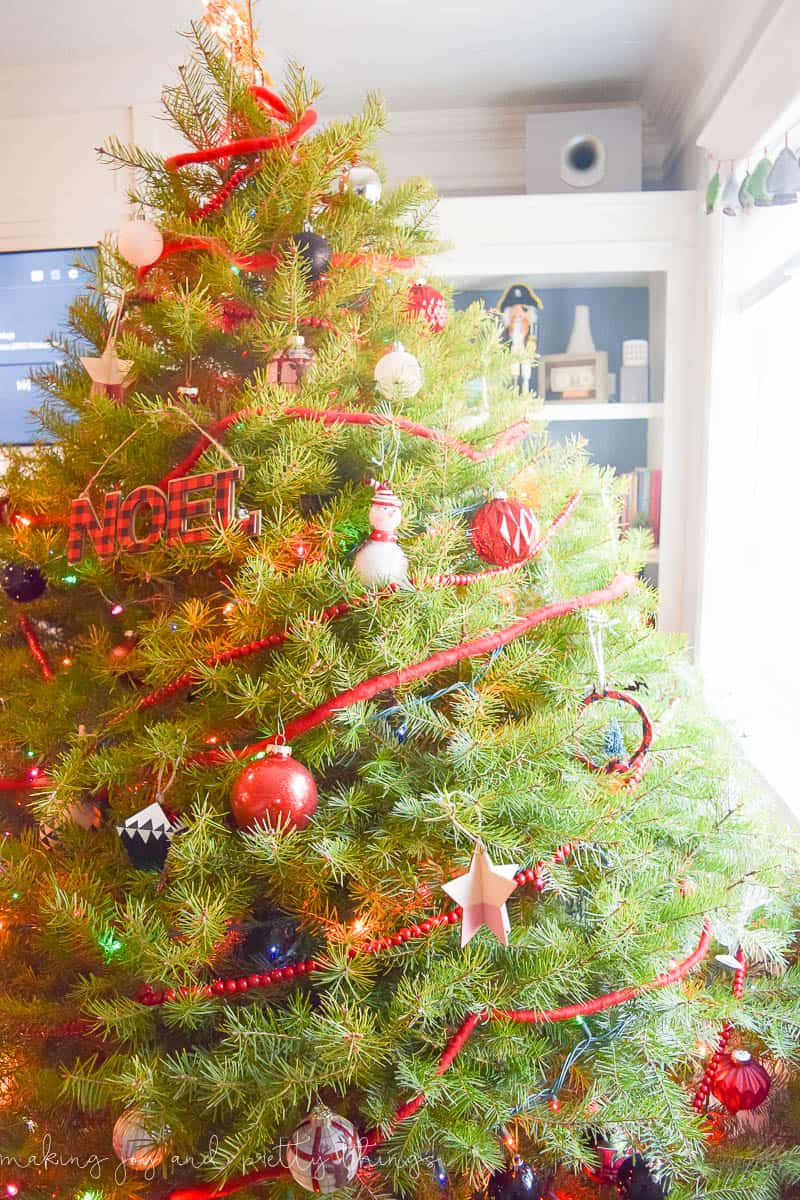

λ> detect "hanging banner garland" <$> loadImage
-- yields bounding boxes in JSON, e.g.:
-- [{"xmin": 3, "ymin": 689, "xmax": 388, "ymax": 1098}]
[{"xmin": 67, "ymin": 466, "xmax": 261, "ymax": 563}]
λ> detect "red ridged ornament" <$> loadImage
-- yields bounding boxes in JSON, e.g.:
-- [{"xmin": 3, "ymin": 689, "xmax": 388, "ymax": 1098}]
[
  {"xmin": 406, "ymin": 279, "xmax": 449, "ymax": 332},
  {"xmin": 470, "ymin": 493, "xmax": 539, "ymax": 567},
  {"xmin": 711, "ymin": 1049, "xmax": 771, "ymax": 1113},
  {"xmin": 230, "ymin": 745, "xmax": 318, "ymax": 830}
]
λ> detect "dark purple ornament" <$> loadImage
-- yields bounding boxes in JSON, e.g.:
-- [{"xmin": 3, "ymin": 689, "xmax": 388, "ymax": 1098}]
[
  {"xmin": 487, "ymin": 1156, "xmax": 541, "ymax": 1200},
  {"xmin": 617, "ymin": 1155, "xmax": 670, "ymax": 1200},
  {"xmin": 284, "ymin": 231, "xmax": 331, "ymax": 281},
  {"xmin": 2, "ymin": 562, "xmax": 46, "ymax": 603}
]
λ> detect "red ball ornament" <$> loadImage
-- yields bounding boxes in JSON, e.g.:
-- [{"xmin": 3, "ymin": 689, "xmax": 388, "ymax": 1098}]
[
  {"xmin": 406, "ymin": 279, "xmax": 448, "ymax": 333},
  {"xmin": 471, "ymin": 493, "xmax": 540, "ymax": 567},
  {"xmin": 230, "ymin": 745, "xmax": 318, "ymax": 831},
  {"xmin": 711, "ymin": 1049, "xmax": 771, "ymax": 1113}
]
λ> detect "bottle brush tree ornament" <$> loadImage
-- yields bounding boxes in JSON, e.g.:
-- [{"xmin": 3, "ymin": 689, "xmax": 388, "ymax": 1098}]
[{"xmin": 353, "ymin": 480, "xmax": 408, "ymax": 586}]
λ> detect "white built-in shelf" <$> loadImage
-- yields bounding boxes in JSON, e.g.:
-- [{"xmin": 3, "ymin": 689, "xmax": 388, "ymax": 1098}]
[{"xmin": 538, "ymin": 402, "xmax": 665, "ymax": 422}]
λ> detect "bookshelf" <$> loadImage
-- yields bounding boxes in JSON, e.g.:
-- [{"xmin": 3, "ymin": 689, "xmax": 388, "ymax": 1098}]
[{"xmin": 432, "ymin": 191, "xmax": 698, "ymax": 636}]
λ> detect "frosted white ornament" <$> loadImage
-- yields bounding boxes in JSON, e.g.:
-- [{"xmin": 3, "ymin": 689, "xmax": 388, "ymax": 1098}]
[
  {"xmin": 112, "ymin": 1107, "xmax": 169, "ymax": 1171},
  {"xmin": 353, "ymin": 481, "xmax": 408, "ymax": 586},
  {"xmin": 117, "ymin": 219, "xmax": 164, "ymax": 268},
  {"xmin": 373, "ymin": 340, "xmax": 422, "ymax": 400},
  {"xmin": 287, "ymin": 1105, "xmax": 361, "ymax": 1194}
]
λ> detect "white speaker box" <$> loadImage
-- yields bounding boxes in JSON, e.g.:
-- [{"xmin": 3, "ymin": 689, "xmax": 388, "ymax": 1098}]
[{"xmin": 525, "ymin": 105, "xmax": 642, "ymax": 194}]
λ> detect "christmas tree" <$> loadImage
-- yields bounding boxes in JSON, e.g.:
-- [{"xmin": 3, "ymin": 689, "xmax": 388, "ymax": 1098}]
[{"xmin": 1, "ymin": 16, "xmax": 799, "ymax": 1200}]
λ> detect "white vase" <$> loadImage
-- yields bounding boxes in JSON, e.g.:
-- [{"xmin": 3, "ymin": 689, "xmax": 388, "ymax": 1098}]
[{"xmin": 566, "ymin": 304, "xmax": 596, "ymax": 354}]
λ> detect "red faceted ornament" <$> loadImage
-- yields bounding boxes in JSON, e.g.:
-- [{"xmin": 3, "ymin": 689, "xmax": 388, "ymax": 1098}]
[
  {"xmin": 230, "ymin": 745, "xmax": 318, "ymax": 831},
  {"xmin": 406, "ymin": 280, "xmax": 449, "ymax": 333},
  {"xmin": 471, "ymin": 493, "xmax": 540, "ymax": 567},
  {"xmin": 711, "ymin": 1049, "xmax": 771, "ymax": 1113}
]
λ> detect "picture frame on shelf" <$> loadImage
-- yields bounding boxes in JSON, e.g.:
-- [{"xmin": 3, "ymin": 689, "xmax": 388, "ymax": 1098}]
[{"xmin": 538, "ymin": 350, "xmax": 609, "ymax": 404}]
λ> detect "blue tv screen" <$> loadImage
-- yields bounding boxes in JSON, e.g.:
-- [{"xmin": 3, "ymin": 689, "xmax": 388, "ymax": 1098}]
[{"xmin": 0, "ymin": 247, "xmax": 94, "ymax": 444}]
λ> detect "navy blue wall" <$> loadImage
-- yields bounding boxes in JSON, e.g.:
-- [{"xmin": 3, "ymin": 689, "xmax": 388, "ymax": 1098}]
[{"xmin": 454, "ymin": 285, "xmax": 649, "ymax": 475}]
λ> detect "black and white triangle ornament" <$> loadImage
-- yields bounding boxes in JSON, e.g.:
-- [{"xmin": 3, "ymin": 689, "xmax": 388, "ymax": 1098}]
[{"xmin": 116, "ymin": 800, "xmax": 184, "ymax": 870}]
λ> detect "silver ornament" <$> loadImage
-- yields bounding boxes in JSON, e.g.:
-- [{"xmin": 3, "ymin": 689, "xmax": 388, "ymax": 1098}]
[{"xmin": 341, "ymin": 163, "xmax": 382, "ymax": 204}]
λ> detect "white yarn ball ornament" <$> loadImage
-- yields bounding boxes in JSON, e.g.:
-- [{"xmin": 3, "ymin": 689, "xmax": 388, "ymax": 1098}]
[
  {"xmin": 117, "ymin": 219, "xmax": 164, "ymax": 268},
  {"xmin": 112, "ymin": 1108, "xmax": 169, "ymax": 1171},
  {"xmin": 353, "ymin": 538, "xmax": 408, "ymax": 586},
  {"xmin": 373, "ymin": 341, "xmax": 423, "ymax": 400},
  {"xmin": 287, "ymin": 1107, "xmax": 361, "ymax": 1194}
]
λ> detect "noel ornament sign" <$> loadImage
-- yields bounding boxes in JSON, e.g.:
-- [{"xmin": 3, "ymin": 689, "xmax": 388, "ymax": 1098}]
[{"xmin": 68, "ymin": 466, "xmax": 261, "ymax": 563}]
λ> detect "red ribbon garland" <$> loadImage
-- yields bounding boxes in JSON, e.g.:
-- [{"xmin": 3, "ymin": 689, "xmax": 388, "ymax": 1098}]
[
  {"xmin": 191, "ymin": 573, "xmax": 636, "ymax": 767},
  {"xmin": 165, "ymin": 920, "xmax": 713, "ymax": 1200},
  {"xmin": 165, "ymin": 86, "xmax": 316, "ymax": 173},
  {"xmin": 137, "ymin": 237, "xmax": 415, "ymax": 280},
  {"xmin": 159, "ymin": 407, "xmax": 533, "ymax": 490}
]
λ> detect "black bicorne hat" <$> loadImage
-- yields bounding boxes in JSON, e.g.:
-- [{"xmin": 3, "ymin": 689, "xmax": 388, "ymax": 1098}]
[{"xmin": 498, "ymin": 282, "xmax": 543, "ymax": 311}]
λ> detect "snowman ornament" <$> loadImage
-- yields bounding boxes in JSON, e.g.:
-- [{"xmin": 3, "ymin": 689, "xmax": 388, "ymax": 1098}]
[{"xmin": 353, "ymin": 481, "xmax": 408, "ymax": 586}]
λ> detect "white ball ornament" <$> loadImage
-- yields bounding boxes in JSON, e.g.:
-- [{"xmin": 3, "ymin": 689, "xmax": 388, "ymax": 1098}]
[
  {"xmin": 353, "ymin": 481, "xmax": 409, "ymax": 587},
  {"xmin": 341, "ymin": 163, "xmax": 382, "ymax": 204},
  {"xmin": 112, "ymin": 1107, "xmax": 169, "ymax": 1172},
  {"xmin": 287, "ymin": 1106, "xmax": 361, "ymax": 1194},
  {"xmin": 373, "ymin": 340, "xmax": 423, "ymax": 400},
  {"xmin": 117, "ymin": 219, "xmax": 164, "ymax": 269}
]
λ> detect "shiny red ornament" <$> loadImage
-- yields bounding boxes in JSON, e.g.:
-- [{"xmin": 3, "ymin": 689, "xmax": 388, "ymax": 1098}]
[
  {"xmin": 471, "ymin": 493, "xmax": 540, "ymax": 566},
  {"xmin": 711, "ymin": 1049, "xmax": 771, "ymax": 1113},
  {"xmin": 406, "ymin": 280, "xmax": 448, "ymax": 332},
  {"xmin": 230, "ymin": 745, "xmax": 318, "ymax": 830}
]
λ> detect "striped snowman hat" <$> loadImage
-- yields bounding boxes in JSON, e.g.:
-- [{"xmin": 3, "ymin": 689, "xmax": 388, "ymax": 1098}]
[{"xmin": 370, "ymin": 480, "xmax": 402, "ymax": 510}]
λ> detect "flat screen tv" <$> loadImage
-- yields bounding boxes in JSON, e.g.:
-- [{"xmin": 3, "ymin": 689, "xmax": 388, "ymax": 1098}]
[{"xmin": 0, "ymin": 247, "xmax": 94, "ymax": 444}]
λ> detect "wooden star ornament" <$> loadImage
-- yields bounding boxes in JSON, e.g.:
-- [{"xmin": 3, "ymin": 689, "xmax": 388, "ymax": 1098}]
[
  {"xmin": 441, "ymin": 842, "xmax": 520, "ymax": 947},
  {"xmin": 80, "ymin": 338, "xmax": 133, "ymax": 401}
]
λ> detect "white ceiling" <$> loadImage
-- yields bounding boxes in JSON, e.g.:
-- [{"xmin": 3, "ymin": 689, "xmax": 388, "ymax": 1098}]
[{"xmin": 0, "ymin": 0, "xmax": 777, "ymax": 173}]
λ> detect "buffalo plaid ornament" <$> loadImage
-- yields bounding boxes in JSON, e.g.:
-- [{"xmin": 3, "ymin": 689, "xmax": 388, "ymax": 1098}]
[{"xmin": 116, "ymin": 801, "xmax": 184, "ymax": 871}]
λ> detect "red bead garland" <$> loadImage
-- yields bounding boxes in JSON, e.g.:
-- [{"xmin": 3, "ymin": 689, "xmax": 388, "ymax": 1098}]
[{"xmin": 691, "ymin": 950, "xmax": 746, "ymax": 1113}]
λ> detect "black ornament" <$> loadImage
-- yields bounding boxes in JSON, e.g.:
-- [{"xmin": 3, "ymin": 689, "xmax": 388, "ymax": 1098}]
[
  {"xmin": 2, "ymin": 562, "xmax": 46, "ymax": 603},
  {"xmin": 617, "ymin": 1155, "xmax": 670, "ymax": 1200},
  {"xmin": 116, "ymin": 801, "xmax": 184, "ymax": 871},
  {"xmin": 487, "ymin": 1156, "xmax": 542, "ymax": 1200},
  {"xmin": 239, "ymin": 914, "xmax": 302, "ymax": 971},
  {"xmin": 284, "ymin": 231, "xmax": 331, "ymax": 281}
]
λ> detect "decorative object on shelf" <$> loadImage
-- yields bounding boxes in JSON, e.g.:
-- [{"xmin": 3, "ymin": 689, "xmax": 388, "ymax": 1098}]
[
  {"xmin": 406, "ymin": 280, "xmax": 449, "ymax": 333},
  {"xmin": 765, "ymin": 145, "xmax": 800, "ymax": 204},
  {"xmin": 2, "ymin": 562, "xmax": 46, "ymax": 603},
  {"xmin": 616, "ymin": 1155, "xmax": 670, "ymax": 1200},
  {"xmin": 112, "ymin": 1107, "xmax": 170, "ymax": 1171},
  {"xmin": 620, "ymin": 340, "xmax": 649, "ymax": 405},
  {"xmin": 116, "ymin": 801, "xmax": 184, "ymax": 871},
  {"xmin": 738, "ymin": 171, "xmax": 755, "ymax": 211},
  {"xmin": 441, "ymin": 841, "xmax": 520, "ymax": 947},
  {"xmin": 67, "ymin": 466, "xmax": 262, "ymax": 563},
  {"xmin": 711, "ymin": 1049, "xmax": 771, "ymax": 1113},
  {"xmin": 284, "ymin": 231, "xmax": 331, "ymax": 281},
  {"xmin": 471, "ymin": 493, "xmax": 539, "ymax": 567},
  {"xmin": 40, "ymin": 797, "xmax": 103, "ymax": 851},
  {"xmin": 373, "ymin": 340, "xmax": 423, "ymax": 400},
  {"xmin": 705, "ymin": 165, "xmax": 721, "ymax": 214},
  {"xmin": 487, "ymin": 1156, "xmax": 542, "ymax": 1200},
  {"xmin": 117, "ymin": 218, "xmax": 164, "ymax": 269},
  {"xmin": 265, "ymin": 334, "xmax": 315, "ymax": 390},
  {"xmin": 338, "ymin": 162, "xmax": 382, "ymax": 203},
  {"xmin": 721, "ymin": 167, "xmax": 741, "ymax": 216},
  {"xmin": 539, "ymin": 304, "xmax": 609, "ymax": 404},
  {"xmin": 230, "ymin": 744, "xmax": 318, "ymax": 830},
  {"xmin": 80, "ymin": 337, "xmax": 134, "ymax": 401},
  {"xmin": 353, "ymin": 480, "xmax": 408, "ymax": 586},
  {"xmin": 286, "ymin": 1105, "xmax": 362, "ymax": 1193},
  {"xmin": 750, "ymin": 155, "xmax": 773, "ymax": 206},
  {"xmin": 497, "ymin": 282, "xmax": 542, "ymax": 393}
]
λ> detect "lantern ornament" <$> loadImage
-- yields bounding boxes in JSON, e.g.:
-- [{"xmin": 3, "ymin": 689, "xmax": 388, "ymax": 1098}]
[
  {"xmin": 266, "ymin": 334, "xmax": 315, "ymax": 390},
  {"xmin": 286, "ymin": 1105, "xmax": 361, "ymax": 1193},
  {"xmin": 711, "ymin": 1049, "xmax": 771, "ymax": 1113}
]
